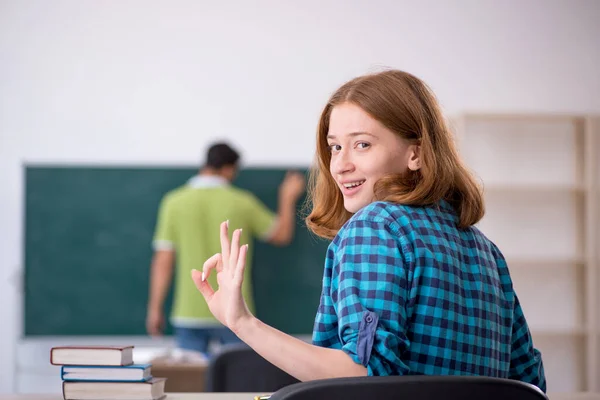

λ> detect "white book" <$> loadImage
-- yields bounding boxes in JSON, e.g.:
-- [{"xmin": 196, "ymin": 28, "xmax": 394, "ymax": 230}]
[
  {"xmin": 62, "ymin": 377, "xmax": 166, "ymax": 400},
  {"xmin": 51, "ymin": 345, "xmax": 134, "ymax": 366}
]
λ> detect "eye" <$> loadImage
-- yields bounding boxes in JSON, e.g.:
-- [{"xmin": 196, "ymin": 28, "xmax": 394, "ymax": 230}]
[
  {"xmin": 356, "ymin": 142, "xmax": 370, "ymax": 149},
  {"xmin": 328, "ymin": 144, "xmax": 342, "ymax": 153}
]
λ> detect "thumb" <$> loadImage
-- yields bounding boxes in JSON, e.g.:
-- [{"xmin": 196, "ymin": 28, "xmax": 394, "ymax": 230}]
[{"xmin": 191, "ymin": 269, "xmax": 214, "ymax": 302}]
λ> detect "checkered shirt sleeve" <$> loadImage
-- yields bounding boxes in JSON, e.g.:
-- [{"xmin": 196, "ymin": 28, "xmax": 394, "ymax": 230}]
[
  {"xmin": 509, "ymin": 294, "xmax": 546, "ymax": 389},
  {"xmin": 313, "ymin": 215, "xmax": 411, "ymax": 375}
]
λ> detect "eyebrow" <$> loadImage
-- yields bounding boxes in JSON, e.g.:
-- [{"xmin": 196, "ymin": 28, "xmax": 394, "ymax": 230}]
[{"xmin": 326, "ymin": 131, "xmax": 377, "ymax": 140}]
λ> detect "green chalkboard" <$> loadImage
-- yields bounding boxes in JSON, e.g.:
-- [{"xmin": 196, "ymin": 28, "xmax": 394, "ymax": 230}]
[{"xmin": 24, "ymin": 166, "xmax": 328, "ymax": 336}]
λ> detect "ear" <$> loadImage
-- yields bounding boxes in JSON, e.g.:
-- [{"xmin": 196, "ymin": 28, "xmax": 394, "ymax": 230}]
[
  {"xmin": 407, "ymin": 144, "xmax": 421, "ymax": 171},
  {"xmin": 219, "ymin": 165, "xmax": 235, "ymax": 181}
]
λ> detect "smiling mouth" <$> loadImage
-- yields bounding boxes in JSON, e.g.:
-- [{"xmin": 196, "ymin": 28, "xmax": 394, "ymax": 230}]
[{"xmin": 342, "ymin": 180, "xmax": 365, "ymax": 189}]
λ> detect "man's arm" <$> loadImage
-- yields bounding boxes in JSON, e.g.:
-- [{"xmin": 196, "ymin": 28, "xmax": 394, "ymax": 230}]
[
  {"xmin": 267, "ymin": 193, "xmax": 300, "ymax": 246},
  {"xmin": 267, "ymin": 172, "xmax": 305, "ymax": 246},
  {"xmin": 146, "ymin": 249, "xmax": 175, "ymax": 336}
]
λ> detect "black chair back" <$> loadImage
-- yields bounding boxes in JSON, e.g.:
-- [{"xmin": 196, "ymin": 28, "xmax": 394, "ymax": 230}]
[
  {"xmin": 269, "ymin": 375, "xmax": 548, "ymax": 400},
  {"xmin": 205, "ymin": 343, "xmax": 299, "ymax": 392}
]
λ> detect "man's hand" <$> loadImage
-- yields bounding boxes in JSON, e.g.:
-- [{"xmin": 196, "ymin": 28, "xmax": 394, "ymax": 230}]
[
  {"xmin": 279, "ymin": 171, "xmax": 306, "ymax": 203},
  {"xmin": 146, "ymin": 307, "xmax": 165, "ymax": 336}
]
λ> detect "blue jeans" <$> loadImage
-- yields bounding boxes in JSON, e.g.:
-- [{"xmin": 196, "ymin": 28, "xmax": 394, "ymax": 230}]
[{"xmin": 174, "ymin": 326, "xmax": 240, "ymax": 356}]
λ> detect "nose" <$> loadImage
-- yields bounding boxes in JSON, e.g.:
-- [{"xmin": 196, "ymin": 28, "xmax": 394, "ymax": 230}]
[{"xmin": 331, "ymin": 148, "xmax": 355, "ymax": 176}]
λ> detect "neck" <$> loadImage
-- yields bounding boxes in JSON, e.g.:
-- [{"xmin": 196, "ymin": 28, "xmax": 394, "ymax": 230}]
[{"xmin": 200, "ymin": 168, "xmax": 227, "ymax": 180}]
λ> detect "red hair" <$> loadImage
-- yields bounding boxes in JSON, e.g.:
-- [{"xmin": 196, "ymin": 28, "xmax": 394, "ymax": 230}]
[{"xmin": 306, "ymin": 70, "xmax": 484, "ymax": 240}]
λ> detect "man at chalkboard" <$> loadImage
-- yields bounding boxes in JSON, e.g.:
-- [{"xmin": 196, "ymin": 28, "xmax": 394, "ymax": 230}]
[{"xmin": 146, "ymin": 142, "xmax": 305, "ymax": 357}]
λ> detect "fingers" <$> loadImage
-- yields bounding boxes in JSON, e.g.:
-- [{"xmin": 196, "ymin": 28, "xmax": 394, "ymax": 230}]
[
  {"xmin": 285, "ymin": 171, "xmax": 297, "ymax": 183},
  {"xmin": 292, "ymin": 172, "xmax": 307, "ymax": 187},
  {"xmin": 191, "ymin": 268, "xmax": 215, "ymax": 302},
  {"xmin": 233, "ymin": 244, "xmax": 249, "ymax": 284},
  {"xmin": 191, "ymin": 252, "xmax": 222, "ymax": 302},
  {"xmin": 147, "ymin": 318, "xmax": 163, "ymax": 337},
  {"xmin": 201, "ymin": 253, "xmax": 222, "ymax": 281},
  {"xmin": 229, "ymin": 229, "xmax": 242, "ymax": 271},
  {"xmin": 220, "ymin": 221, "xmax": 244, "ymax": 274},
  {"xmin": 220, "ymin": 220, "xmax": 230, "ymax": 268},
  {"xmin": 150, "ymin": 324, "xmax": 163, "ymax": 337},
  {"xmin": 146, "ymin": 322, "xmax": 155, "ymax": 336}
]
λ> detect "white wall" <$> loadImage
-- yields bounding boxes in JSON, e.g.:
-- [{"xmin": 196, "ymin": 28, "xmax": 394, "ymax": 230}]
[{"xmin": 1, "ymin": 0, "xmax": 599, "ymax": 393}]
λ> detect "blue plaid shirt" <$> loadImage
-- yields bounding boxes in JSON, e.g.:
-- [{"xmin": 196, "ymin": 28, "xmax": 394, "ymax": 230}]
[{"xmin": 312, "ymin": 201, "xmax": 546, "ymax": 392}]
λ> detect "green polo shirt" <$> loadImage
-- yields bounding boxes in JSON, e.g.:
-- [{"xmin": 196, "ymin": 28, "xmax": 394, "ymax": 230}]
[{"xmin": 153, "ymin": 175, "xmax": 276, "ymax": 327}]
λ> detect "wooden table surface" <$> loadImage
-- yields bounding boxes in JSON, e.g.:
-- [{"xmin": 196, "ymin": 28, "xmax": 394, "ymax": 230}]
[
  {"xmin": 1, "ymin": 392, "xmax": 599, "ymax": 400},
  {"xmin": 0, "ymin": 394, "xmax": 264, "ymax": 400}
]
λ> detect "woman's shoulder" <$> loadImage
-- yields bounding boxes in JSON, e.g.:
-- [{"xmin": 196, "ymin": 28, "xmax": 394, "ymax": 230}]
[
  {"xmin": 338, "ymin": 200, "xmax": 458, "ymax": 238},
  {"xmin": 332, "ymin": 202, "xmax": 413, "ymax": 241}
]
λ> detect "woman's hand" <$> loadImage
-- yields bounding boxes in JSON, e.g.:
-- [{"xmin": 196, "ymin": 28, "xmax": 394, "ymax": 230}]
[{"xmin": 191, "ymin": 220, "xmax": 253, "ymax": 333}]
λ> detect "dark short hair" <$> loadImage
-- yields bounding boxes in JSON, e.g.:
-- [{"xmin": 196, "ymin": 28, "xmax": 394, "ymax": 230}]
[{"xmin": 206, "ymin": 142, "xmax": 240, "ymax": 169}]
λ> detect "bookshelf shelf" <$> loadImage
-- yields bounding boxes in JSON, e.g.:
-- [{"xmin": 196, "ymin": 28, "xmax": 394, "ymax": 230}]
[
  {"xmin": 483, "ymin": 184, "xmax": 586, "ymax": 194},
  {"xmin": 505, "ymin": 258, "xmax": 585, "ymax": 268},
  {"xmin": 532, "ymin": 328, "xmax": 587, "ymax": 337},
  {"xmin": 454, "ymin": 113, "xmax": 599, "ymax": 393}
]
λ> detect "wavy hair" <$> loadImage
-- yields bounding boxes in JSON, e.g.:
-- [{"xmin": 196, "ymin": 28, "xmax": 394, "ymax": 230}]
[{"xmin": 305, "ymin": 70, "xmax": 484, "ymax": 239}]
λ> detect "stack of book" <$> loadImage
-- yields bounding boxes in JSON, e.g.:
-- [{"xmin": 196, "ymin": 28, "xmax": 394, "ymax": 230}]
[{"xmin": 50, "ymin": 345, "xmax": 167, "ymax": 400}]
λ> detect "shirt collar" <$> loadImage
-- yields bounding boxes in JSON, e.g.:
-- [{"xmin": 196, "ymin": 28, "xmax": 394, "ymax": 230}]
[{"xmin": 187, "ymin": 175, "xmax": 229, "ymax": 188}]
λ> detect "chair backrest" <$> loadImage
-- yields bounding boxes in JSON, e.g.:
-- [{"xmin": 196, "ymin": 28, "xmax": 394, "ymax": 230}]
[
  {"xmin": 204, "ymin": 343, "xmax": 299, "ymax": 392},
  {"xmin": 269, "ymin": 375, "xmax": 548, "ymax": 400}
]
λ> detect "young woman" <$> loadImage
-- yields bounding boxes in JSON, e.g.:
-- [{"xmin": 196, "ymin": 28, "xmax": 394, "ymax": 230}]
[{"xmin": 191, "ymin": 70, "xmax": 546, "ymax": 392}]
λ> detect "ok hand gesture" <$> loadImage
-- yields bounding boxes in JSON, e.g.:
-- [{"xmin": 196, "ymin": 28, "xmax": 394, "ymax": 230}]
[{"xmin": 191, "ymin": 221, "xmax": 252, "ymax": 333}]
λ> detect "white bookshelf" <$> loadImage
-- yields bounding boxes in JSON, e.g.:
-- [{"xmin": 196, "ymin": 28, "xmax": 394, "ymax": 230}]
[{"xmin": 452, "ymin": 114, "xmax": 599, "ymax": 393}]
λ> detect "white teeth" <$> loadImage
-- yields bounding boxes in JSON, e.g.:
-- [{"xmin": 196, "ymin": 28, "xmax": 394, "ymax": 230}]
[{"xmin": 343, "ymin": 180, "xmax": 365, "ymax": 188}]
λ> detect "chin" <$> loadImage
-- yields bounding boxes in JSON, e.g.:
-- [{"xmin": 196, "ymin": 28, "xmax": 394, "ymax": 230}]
[{"xmin": 344, "ymin": 200, "xmax": 368, "ymax": 214}]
